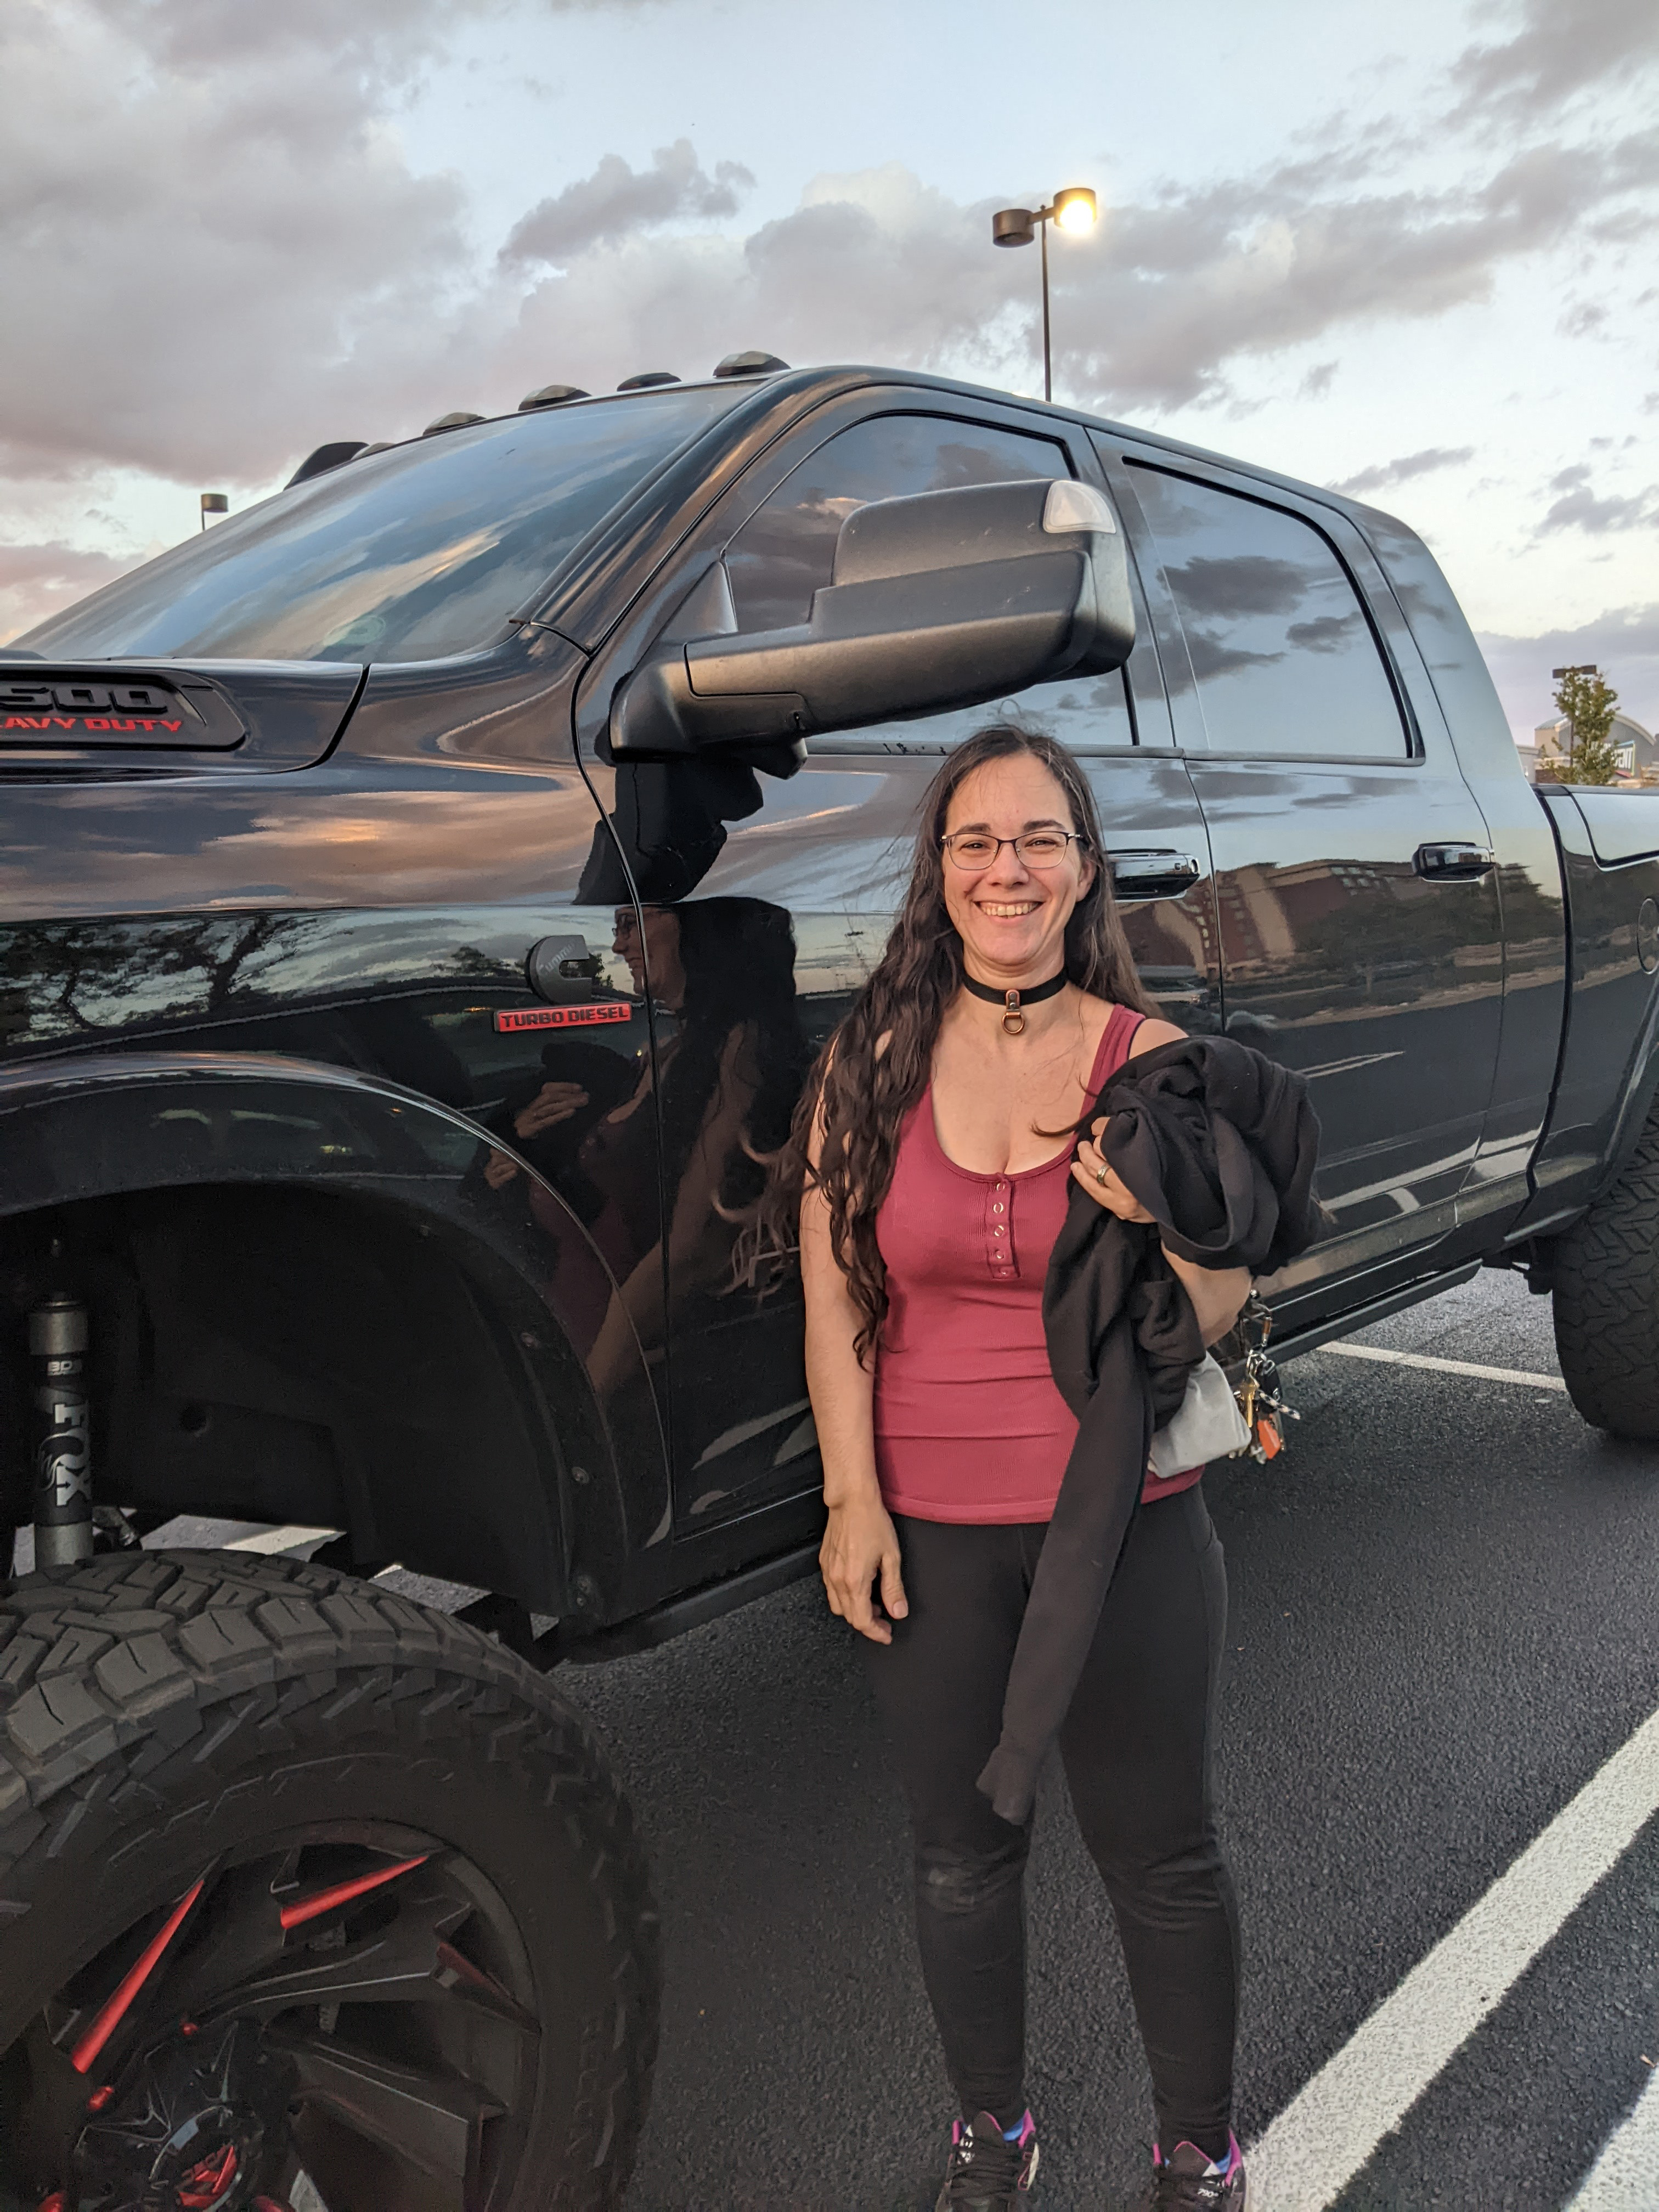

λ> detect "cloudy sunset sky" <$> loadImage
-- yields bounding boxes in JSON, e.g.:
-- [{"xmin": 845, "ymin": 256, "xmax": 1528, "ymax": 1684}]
[{"xmin": 3, "ymin": 0, "xmax": 1655, "ymax": 738}]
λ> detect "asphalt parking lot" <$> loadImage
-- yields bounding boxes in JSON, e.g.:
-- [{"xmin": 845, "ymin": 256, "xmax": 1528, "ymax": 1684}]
[
  {"xmin": 573, "ymin": 1266, "xmax": 1659, "ymax": 2212},
  {"xmin": 71, "ymin": 1265, "xmax": 1659, "ymax": 2211}
]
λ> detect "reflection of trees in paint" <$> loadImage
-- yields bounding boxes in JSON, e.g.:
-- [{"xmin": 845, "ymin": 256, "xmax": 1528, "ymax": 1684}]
[
  {"xmin": 0, "ymin": 916, "xmax": 315, "ymax": 1047},
  {"xmin": 0, "ymin": 916, "xmax": 544, "ymax": 1055}
]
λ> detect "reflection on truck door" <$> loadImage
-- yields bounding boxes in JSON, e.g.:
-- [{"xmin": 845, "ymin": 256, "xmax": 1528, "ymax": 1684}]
[
  {"xmin": 1111, "ymin": 450, "xmax": 1504, "ymax": 1274},
  {"xmin": 614, "ymin": 404, "xmax": 1220, "ymax": 1531}
]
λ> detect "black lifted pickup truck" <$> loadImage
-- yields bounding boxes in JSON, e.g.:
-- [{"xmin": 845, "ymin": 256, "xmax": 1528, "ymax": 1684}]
[{"xmin": 3, "ymin": 359, "xmax": 1659, "ymax": 2210}]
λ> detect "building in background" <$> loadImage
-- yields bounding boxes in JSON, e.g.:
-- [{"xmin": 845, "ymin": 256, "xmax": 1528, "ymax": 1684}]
[{"xmin": 1517, "ymin": 709, "xmax": 1659, "ymax": 785}]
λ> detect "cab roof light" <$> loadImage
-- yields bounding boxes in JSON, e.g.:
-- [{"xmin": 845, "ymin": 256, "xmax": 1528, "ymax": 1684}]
[
  {"xmin": 713, "ymin": 350, "xmax": 789, "ymax": 377},
  {"xmin": 285, "ymin": 440, "xmax": 370, "ymax": 489},
  {"xmin": 519, "ymin": 383, "xmax": 590, "ymax": 411},
  {"xmin": 422, "ymin": 410, "xmax": 486, "ymax": 436},
  {"xmin": 616, "ymin": 371, "xmax": 680, "ymax": 390}
]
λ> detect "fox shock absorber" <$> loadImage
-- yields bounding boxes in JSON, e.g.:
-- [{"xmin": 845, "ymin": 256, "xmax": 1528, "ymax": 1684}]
[{"xmin": 30, "ymin": 1293, "xmax": 94, "ymax": 1567}]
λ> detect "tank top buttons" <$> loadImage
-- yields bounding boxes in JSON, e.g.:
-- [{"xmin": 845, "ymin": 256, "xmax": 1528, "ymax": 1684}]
[{"xmin": 987, "ymin": 1179, "xmax": 1014, "ymax": 1278}]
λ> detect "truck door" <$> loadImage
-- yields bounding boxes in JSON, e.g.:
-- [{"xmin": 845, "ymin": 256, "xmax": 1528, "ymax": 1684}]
[
  {"xmin": 577, "ymin": 395, "xmax": 1218, "ymax": 1543},
  {"xmin": 1098, "ymin": 440, "xmax": 1504, "ymax": 1286}
]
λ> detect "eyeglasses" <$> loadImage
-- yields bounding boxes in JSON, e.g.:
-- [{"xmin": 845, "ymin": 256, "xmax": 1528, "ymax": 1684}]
[{"xmin": 941, "ymin": 830, "xmax": 1085, "ymax": 872}]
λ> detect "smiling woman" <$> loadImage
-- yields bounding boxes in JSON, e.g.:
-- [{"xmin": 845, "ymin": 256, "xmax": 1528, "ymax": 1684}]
[
  {"xmin": 18, "ymin": 385, "xmax": 743, "ymax": 667},
  {"xmin": 755, "ymin": 723, "xmax": 1257, "ymax": 2210}
]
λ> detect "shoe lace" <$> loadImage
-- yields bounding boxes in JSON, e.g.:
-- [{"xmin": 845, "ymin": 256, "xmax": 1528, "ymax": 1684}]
[
  {"xmin": 1149, "ymin": 2160, "xmax": 1232, "ymax": 2209},
  {"xmin": 943, "ymin": 2125, "xmax": 1025, "ymax": 2204}
]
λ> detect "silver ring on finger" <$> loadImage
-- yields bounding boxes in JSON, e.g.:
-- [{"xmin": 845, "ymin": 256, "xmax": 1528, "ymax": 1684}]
[{"xmin": 1095, "ymin": 1165, "xmax": 1108, "ymax": 1186}]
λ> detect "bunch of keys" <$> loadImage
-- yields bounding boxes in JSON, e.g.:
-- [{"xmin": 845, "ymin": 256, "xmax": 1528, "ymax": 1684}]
[{"xmin": 1231, "ymin": 1292, "xmax": 1301, "ymax": 1463}]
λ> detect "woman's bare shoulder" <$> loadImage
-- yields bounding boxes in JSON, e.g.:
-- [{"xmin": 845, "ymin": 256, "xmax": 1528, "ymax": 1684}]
[
  {"xmin": 1127, "ymin": 1013, "xmax": 1186, "ymax": 1058},
  {"xmin": 1074, "ymin": 992, "xmax": 1184, "ymax": 1060}
]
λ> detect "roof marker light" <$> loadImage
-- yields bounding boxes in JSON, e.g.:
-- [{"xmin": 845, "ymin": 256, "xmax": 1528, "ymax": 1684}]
[
  {"xmin": 713, "ymin": 351, "xmax": 789, "ymax": 378},
  {"xmin": 285, "ymin": 441, "xmax": 369, "ymax": 489},
  {"xmin": 422, "ymin": 411, "xmax": 485, "ymax": 436},
  {"xmin": 617, "ymin": 372, "xmax": 680, "ymax": 391},
  {"xmin": 519, "ymin": 383, "xmax": 590, "ymax": 411}
]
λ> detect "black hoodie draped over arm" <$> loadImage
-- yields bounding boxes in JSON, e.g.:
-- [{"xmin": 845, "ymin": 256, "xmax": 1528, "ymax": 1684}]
[{"xmin": 974, "ymin": 1035, "xmax": 1325, "ymax": 1826}]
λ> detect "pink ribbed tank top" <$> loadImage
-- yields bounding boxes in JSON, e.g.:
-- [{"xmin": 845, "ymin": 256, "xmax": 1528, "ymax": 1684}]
[{"xmin": 873, "ymin": 1003, "xmax": 1203, "ymax": 1524}]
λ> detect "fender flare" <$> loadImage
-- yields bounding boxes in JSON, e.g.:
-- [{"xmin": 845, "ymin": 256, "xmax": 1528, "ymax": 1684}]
[{"xmin": 0, "ymin": 1048, "xmax": 670, "ymax": 1608}]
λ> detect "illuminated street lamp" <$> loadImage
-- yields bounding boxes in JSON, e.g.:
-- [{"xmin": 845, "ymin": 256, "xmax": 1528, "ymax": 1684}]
[{"xmin": 991, "ymin": 186, "xmax": 1097, "ymax": 402}]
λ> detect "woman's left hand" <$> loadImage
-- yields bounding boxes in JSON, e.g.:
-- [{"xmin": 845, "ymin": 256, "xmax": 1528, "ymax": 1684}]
[{"xmin": 1072, "ymin": 1116, "xmax": 1155, "ymax": 1223}]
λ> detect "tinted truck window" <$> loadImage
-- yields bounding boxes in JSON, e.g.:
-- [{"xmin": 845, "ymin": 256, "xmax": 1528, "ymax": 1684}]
[
  {"xmin": 1130, "ymin": 466, "xmax": 1408, "ymax": 758},
  {"xmin": 21, "ymin": 385, "xmax": 743, "ymax": 667},
  {"xmin": 726, "ymin": 413, "xmax": 1071, "ymax": 633},
  {"xmin": 724, "ymin": 412, "xmax": 1134, "ymax": 748}
]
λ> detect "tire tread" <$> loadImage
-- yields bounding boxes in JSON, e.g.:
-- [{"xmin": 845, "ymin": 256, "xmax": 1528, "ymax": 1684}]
[
  {"xmin": 0, "ymin": 1548, "xmax": 657, "ymax": 2210},
  {"xmin": 1554, "ymin": 1109, "xmax": 1659, "ymax": 1437}
]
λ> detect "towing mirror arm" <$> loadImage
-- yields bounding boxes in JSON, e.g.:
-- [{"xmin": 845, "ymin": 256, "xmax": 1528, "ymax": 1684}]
[{"xmin": 608, "ymin": 476, "xmax": 1133, "ymax": 763}]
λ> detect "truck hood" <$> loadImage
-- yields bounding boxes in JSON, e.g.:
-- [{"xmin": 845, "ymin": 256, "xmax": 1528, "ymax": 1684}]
[{"xmin": 0, "ymin": 657, "xmax": 365, "ymax": 774}]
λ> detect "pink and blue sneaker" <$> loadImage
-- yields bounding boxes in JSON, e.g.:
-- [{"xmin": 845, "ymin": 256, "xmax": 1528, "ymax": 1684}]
[
  {"xmin": 934, "ymin": 2108, "xmax": 1039, "ymax": 2209},
  {"xmin": 1138, "ymin": 2131, "xmax": 1246, "ymax": 2209}
]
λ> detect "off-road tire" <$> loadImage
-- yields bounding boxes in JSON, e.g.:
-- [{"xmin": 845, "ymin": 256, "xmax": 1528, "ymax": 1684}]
[
  {"xmin": 0, "ymin": 1546, "xmax": 659, "ymax": 2210},
  {"xmin": 1553, "ymin": 1106, "xmax": 1659, "ymax": 1439}
]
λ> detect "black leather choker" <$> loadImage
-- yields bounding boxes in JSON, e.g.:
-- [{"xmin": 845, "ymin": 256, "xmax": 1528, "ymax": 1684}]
[{"xmin": 961, "ymin": 968, "xmax": 1068, "ymax": 1036}]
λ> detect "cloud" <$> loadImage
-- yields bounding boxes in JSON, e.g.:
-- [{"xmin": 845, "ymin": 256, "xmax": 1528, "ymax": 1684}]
[
  {"xmin": 1330, "ymin": 447, "xmax": 1475, "ymax": 496},
  {"xmin": 1451, "ymin": 0, "xmax": 1659, "ymax": 121},
  {"xmin": 1476, "ymin": 600, "xmax": 1659, "ymax": 736},
  {"xmin": 501, "ymin": 141, "xmax": 755, "ymax": 264},
  {"xmin": 0, "ymin": 540, "xmax": 144, "ymax": 644},
  {"xmin": 0, "ymin": 0, "xmax": 485, "ymax": 488},
  {"xmin": 1065, "ymin": 131, "xmax": 1659, "ymax": 410},
  {"xmin": 4, "ymin": 0, "xmax": 1658, "ymax": 642},
  {"xmin": 1538, "ymin": 462, "xmax": 1659, "ymax": 533}
]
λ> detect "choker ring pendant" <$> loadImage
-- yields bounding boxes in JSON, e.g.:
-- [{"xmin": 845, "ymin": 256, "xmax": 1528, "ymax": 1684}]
[{"xmin": 962, "ymin": 968, "xmax": 1067, "ymax": 1037}]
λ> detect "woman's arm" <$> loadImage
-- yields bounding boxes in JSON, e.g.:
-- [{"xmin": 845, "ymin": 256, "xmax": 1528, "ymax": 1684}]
[
  {"xmin": 1163, "ymin": 1248, "xmax": 1252, "ymax": 1346},
  {"xmin": 1071, "ymin": 1014, "xmax": 1252, "ymax": 1344},
  {"xmin": 1070, "ymin": 1126, "xmax": 1251, "ymax": 1343},
  {"xmin": 802, "ymin": 1072, "xmax": 908, "ymax": 1644}
]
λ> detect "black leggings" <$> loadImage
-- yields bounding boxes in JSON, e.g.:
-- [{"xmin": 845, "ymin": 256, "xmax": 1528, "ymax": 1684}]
[{"xmin": 863, "ymin": 1485, "xmax": 1238, "ymax": 2158}]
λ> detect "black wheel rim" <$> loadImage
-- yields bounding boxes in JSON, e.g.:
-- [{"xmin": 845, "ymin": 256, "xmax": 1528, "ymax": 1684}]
[{"xmin": 7, "ymin": 1825, "xmax": 541, "ymax": 2212}]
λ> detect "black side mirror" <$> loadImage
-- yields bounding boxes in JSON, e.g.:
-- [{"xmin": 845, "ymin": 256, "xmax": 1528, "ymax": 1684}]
[{"xmin": 608, "ymin": 476, "xmax": 1133, "ymax": 764}]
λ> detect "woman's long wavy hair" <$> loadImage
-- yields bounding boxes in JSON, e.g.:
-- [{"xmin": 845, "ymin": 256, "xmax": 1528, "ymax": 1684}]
[{"xmin": 760, "ymin": 724, "xmax": 1157, "ymax": 1359}]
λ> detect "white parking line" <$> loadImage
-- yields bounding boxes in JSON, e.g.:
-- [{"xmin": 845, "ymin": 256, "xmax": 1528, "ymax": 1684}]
[
  {"xmin": 1244, "ymin": 1703, "xmax": 1659, "ymax": 2210},
  {"xmin": 223, "ymin": 1524, "xmax": 337, "ymax": 1554},
  {"xmin": 1322, "ymin": 1342, "xmax": 1567, "ymax": 1391},
  {"xmin": 1565, "ymin": 2062, "xmax": 1659, "ymax": 2209}
]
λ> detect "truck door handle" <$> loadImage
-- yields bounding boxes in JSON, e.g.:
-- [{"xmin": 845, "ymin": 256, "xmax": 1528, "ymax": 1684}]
[
  {"xmin": 1413, "ymin": 842, "xmax": 1494, "ymax": 882},
  {"xmin": 1105, "ymin": 850, "xmax": 1204, "ymax": 901}
]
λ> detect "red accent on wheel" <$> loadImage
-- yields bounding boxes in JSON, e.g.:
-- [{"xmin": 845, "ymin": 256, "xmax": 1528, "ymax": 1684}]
[
  {"xmin": 252, "ymin": 2199, "xmax": 296, "ymax": 2211},
  {"xmin": 70, "ymin": 1877, "xmax": 207, "ymax": 2074},
  {"xmin": 278, "ymin": 1852, "xmax": 429, "ymax": 1929},
  {"xmin": 35, "ymin": 2195, "xmax": 68, "ymax": 2212},
  {"xmin": 178, "ymin": 2142, "xmax": 238, "ymax": 2207},
  {"xmin": 87, "ymin": 2082, "xmax": 116, "ymax": 2110}
]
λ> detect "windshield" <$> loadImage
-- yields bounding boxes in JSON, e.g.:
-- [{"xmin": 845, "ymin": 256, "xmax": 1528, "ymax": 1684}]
[{"xmin": 19, "ymin": 385, "xmax": 744, "ymax": 665}]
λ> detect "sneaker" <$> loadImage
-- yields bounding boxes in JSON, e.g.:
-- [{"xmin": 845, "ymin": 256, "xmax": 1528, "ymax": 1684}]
[
  {"xmin": 1137, "ymin": 2132, "xmax": 1246, "ymax": 2210},
  {"xmin": 934, "ymin": 2109, "xmax": 1040, "ymax": 2209}
]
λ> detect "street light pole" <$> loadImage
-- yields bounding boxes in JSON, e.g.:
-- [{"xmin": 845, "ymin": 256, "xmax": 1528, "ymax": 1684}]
[
  {"xmin": 1039, "ymin": 217, "xmax": 1051, "ymax": 403},
  {"xmin": 991, "ymin": 187, "xmax": 1097, "ymax": 405}
]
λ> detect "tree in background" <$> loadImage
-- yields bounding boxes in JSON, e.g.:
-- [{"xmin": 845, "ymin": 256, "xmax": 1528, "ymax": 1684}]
[{"xmin": 1550, "ymin": 665, "xmax": 1622, "ymax": 785}]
